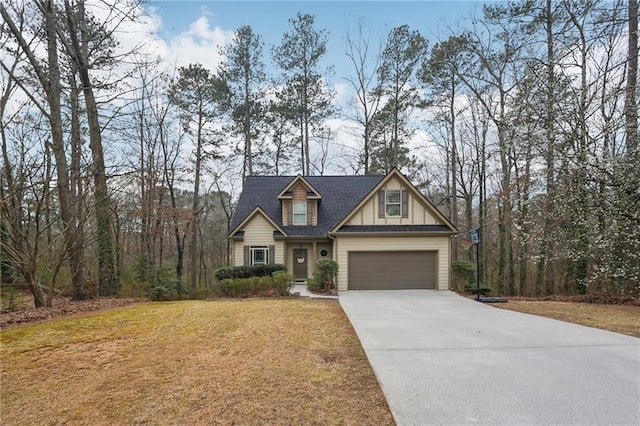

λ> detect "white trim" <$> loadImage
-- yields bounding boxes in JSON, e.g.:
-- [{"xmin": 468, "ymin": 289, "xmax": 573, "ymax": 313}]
[
  {"xmin": 385, "ymin": 189, "xmax": 401, "ymax": 217},
  {"xmin": 292, "ymin": 201, "xmax": 307, "ymax": 225},
  {"xmin": 250, "ymin": 246, "xmax": 269, "ymax": 265}
]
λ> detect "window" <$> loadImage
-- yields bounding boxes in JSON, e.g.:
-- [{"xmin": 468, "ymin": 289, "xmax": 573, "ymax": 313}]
[
  {"xmin": 292, "ymin": 202, "xmax": 307, "ymax": 225},
  {"xmin": 385, "ymin": 190, "xmax": 401, "ymax": 217},
  {"xmin": 250, "ymin": 246, "xmax": 268, "ymax": 265}
]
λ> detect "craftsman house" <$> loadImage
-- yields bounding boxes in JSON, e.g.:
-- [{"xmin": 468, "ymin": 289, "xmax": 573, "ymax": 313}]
[{"xmin": 228, "ymin": 168, "xmax": 457, "ymax": 291}]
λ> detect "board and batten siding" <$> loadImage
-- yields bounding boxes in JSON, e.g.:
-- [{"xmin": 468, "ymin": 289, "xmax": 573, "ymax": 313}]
[
  {"xmin": 346, "ymin": 175, "xmax": 438, "ymax": 226},
  {"xmin": 233, "ymin": 213, "xmax": 284, "ymax": 266},
  {"xmin": 335, "ymin": 236, "xmax": 450, "ymax": 291}
]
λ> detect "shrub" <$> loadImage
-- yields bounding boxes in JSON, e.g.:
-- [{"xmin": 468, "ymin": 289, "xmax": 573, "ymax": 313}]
[
  {"xmin": 148, "ymin": 273, "xmax": 188, "ymax": 302},
  {"xmin": 452, "ymin": 260, "xmax": 475, "ymax": 292},
  {"xmin": 306, "ymin": 259, "xmax": 339, "ymax": 293},
  {"xmin": 306, "ymin": 275, "xmax": 323, "ymax": 292},
  {"xmin": 129, "ymin": 257, "xmax": 187, "ymax": 301},
  {"xmin": 316, "ymin": 259, "xmax": 339, "ymax": 291},
  {"xmin": 215, "ymin": 272, "xmax": 294, "ymax": 298},
  {"xmin": 213, "ymin": 264, "xmax": 287, "ymax": 281},
  {"xmin": 272, "ymin": 271, "xmax": 294, "ymax": 296},
  {"xmin": 0, "ymin": 287, "xmax": 28, "ymax": 312}
]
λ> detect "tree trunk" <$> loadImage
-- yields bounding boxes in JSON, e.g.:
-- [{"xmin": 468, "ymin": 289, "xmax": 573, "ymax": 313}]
[
  {"xmin": 2, "ymin": 1, "xmax": 89, "ymax": 303},
  {"xmin": 64, "ymin": 0, "xmax": 117, "ymax": 295},
  {"xmin": 190, "ymin": 110, "xmax": 203, "ymax": 294},
  {"xmin": 245, "ymin": 78, "xmax": 253, "ymax": 177},
  {"xmin": 449, "ymin": 78, "xmax": 459, "ymax": 261},
  {"xmin": 68, "ymin": 70, "xmax": 88, "ymax": 299},
  {"xmin": 626, "ymin": 0, "xmax": 638, "ymax": 160},
  {"xmin": 538, "ymin": 0, "xmax": 557, "ymax": 296}
]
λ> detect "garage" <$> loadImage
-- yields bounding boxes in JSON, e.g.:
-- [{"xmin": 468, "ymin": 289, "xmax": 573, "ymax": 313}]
[{"xmin": 348, "ymin": 251, "xmax": 436, "ymax": 290}]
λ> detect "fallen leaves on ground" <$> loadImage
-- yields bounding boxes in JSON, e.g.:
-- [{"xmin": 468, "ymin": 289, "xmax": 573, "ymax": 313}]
[
  {"xmin": 494, "ymin": 300, "xmax": 640, "ymax": 338},
  {"xmin": 0, "ymin": 299, "xmax": 394, "ymax": 425},
  {"xmin": 0, "ymin": 297, "xmax": 145, "ymax": 328}
]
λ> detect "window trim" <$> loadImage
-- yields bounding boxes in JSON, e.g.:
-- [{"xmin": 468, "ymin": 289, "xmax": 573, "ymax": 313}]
[
  {"xmin": 292, "ymin": 201, "xmax": 307, "ymax": 225},
  {"xmin": 250, "ymin": 246, "xmax": 269, "ymax": 265},
  {"xmin": 385, "ymin": 189, "xmax": 402, "ymax": 217}
]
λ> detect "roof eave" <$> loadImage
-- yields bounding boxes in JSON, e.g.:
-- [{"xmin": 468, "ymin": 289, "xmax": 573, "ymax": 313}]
[
  {"xmin": 331, "ymin": 231, "xmax": 457, "ymax": 237},
  {"xmin": 275, "ymin": 234, "xmax": 329, "ymax": 240}
]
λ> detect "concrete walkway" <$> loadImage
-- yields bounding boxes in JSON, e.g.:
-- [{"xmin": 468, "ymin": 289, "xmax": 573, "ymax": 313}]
[
  {"xmin": 339, "ymin": 290, "xmax": 640, "ymax": 426},
  {"xmin": 290, "ymin": 284, "xmax": 338, "ymax": 299}
]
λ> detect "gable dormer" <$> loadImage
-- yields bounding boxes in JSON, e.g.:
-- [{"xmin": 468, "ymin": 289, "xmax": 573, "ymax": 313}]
[{"xmin": 278, "ymin": 176, "xmax": 321, "ymax": 226}]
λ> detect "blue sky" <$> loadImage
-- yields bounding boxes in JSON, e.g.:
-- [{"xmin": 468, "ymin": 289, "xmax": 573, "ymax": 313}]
[
  {"xmin": 134, "ymin": 1, "xmax": 491, "ymax": 175},
  {"xmin": 147, "ymin": 1, "xmax": 488, "ymax": 82}
]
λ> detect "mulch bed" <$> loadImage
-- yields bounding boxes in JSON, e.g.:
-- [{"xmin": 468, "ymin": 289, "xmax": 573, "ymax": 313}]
[{"xmin": 0, "ymin": 297, "xmax": 146, "ymax": 329}]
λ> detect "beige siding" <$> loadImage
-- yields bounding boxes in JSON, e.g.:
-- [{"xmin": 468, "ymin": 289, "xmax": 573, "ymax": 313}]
[
  {"xmin": 346, "ymin": 175, "xmax": 438, "ymax": 226},
  {"xmin": 233, "ymin": 213, "xmax": 284, "ymax": 265},
  {"xmin": 335, "ymin": 235, "xmax": 450, "ymax": 291}
]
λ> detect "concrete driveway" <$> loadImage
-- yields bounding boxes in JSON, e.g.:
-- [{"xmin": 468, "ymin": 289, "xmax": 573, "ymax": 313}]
[{"xmin": 339, "ymin": 290, "xmax": 640, "ymax": 426}]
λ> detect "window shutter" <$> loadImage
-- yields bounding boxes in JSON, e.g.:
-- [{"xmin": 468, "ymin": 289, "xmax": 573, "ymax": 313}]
[
  {"xmin": 244, "ymin": 246, "xmax": 250, "ymax": 265},
  {"xmin": 269, "ymin": 245, "xmax": 275, "ymax": 264},
  {"xmin": 287, "ymin": 201, "xmax": 292, "ymax": 225},
  {"xmin": 307, "ymin": 201, "xmax": 313, "ymax": 225},
  {"xmin": 378, "ymin": 190, "xmax": 385, "ymax": 218},
  {"xmin": 402, "ymin": 190, "xmax": 409, "ymax": 218}
]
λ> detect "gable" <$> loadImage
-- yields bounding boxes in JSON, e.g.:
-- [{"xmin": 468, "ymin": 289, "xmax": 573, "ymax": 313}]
[
  {"xmin": 240, "ymin": 212, "xmax": 279, "ymax": 244},
  {"xmin": 228, "ymin": 207, "xmax": 286, "ymax": 239},
  {"xmin": 277, "ymin": 175, "xmax": 322, "ymax": 199},
  {"xmin": 345, "ymin": 175, "xmax": 438, "ymax": 225},
  {"xmin": 332, "ymin": 169, "xmax": 457, "ymax": 232}
]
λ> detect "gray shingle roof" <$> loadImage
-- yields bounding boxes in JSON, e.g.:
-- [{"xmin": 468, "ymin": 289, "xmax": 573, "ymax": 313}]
[
  {"xmin": 228, "ymin": 174, "xmax": 456, "ymax": 238},
  {"xmin": 229, "ymin": 175, "xmax": 384, "ymax": 237}
]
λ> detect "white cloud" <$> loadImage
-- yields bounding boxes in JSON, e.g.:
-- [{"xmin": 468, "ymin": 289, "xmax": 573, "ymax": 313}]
[
  {"xmin": 166, "ymin": 16, "xmax": 234, "ymax": 70},
  {"xmin": 332, "ymin": 82, "xmax": 350, "ymax": 106},
  {"xmin": 84, "ymin": 1, "xmax": 233, "ymax": 72}
]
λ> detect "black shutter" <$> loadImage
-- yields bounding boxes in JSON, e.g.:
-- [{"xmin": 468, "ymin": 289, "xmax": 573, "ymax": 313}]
[
  {"xmin": 402, "ymin": 190, "xmax": 409, "ymax": 218},
  {"xmin": 244, "ymin": 246, "xmax": 250, "ymax": 265},
  {"xmin": 269, "ymin": 245, "xmax": 275, "ymax": 264},
  {"xmin": 287, "ymin": 201, "xmax": 292, "ymax": 225},
  {"xmin": 378, "ymin": 190, "xmax": 385, "ymax": 218}
]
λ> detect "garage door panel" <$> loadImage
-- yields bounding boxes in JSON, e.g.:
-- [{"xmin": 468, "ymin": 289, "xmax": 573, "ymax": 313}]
[{"xmin": 349, "ymin": 251, "xmax": 436, "ymax": 290}]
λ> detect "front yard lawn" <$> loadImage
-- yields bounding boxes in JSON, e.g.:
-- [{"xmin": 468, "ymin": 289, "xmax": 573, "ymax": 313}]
[
  {"xmin": 493, "ymin": 300, "xmax": 640, "ymax": 338},
  {"xmin": 1, "ymin": 299, "xmax": 393, "ymax": 425}
]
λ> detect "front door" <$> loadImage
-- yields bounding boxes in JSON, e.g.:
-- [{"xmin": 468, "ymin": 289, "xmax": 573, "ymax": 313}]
[{"xmin": 293, "ymin": 249, "xmax": 308, "ymax": 281}]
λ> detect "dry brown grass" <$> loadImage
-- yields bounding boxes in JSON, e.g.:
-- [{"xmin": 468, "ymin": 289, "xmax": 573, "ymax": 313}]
[
  {"xmin": 1, "ymin": 299, "xmax": 393, "ymax": 425},
  {"xmin": 493, "ymin": 300, "xmax": 640, "ymax": 338}
]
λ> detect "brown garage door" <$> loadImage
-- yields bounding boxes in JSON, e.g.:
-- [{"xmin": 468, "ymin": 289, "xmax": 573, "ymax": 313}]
[{"xmin": 348, "ymin": 251, "xmax": 436, "ymax": 290}]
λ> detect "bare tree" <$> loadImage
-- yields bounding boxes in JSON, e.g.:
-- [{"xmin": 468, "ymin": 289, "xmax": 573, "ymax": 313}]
[
  {"xmin": 220, "ymin": 25, "xmax": 267, "ymax": 179},
  {"xmin": 272, "ymin": 12, "xmax": 334, "ymax": 175},
  {"xmin": 168, "ymin": 63, "xmax": 229, "ymax": 294},
  {"xmin": 1, "ymin": 0, "xmax": 88, "ymax": 299},
  {"xmin": 344, "ymin": 19, "xmax": 382, "ymax": 175}
]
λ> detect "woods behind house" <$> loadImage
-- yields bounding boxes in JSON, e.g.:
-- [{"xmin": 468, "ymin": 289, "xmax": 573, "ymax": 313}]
[{"xmin": 1, "ymin": 0, "xmax": 638, "ymax": 306}]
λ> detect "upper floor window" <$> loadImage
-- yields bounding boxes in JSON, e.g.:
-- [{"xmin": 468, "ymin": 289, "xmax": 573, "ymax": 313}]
[
  {"xmin": 385, "ymin": 190, "xmax": 401, "ymax": 217},
  {"xmin": 292, "ymin": 202, "xmax": 307, "ymax": 225}
]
